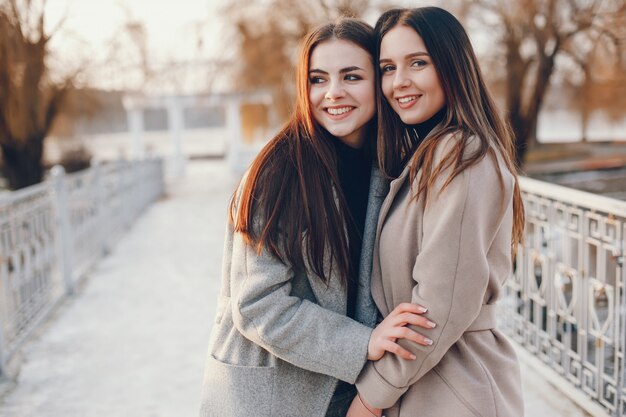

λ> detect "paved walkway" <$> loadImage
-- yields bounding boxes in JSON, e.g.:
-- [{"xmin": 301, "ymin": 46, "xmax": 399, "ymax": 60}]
[{"xmin": 0, "ymin": 160, "xmax": 592, "ymax": 416}]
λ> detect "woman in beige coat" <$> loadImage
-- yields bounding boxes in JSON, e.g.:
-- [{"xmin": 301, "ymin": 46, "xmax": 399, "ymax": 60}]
[{"xmin": 347, "ymin": 7, "xmax": 526, "ymax": 417}]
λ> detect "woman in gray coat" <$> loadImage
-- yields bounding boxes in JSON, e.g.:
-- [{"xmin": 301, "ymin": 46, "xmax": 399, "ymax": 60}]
[
  {"xmin": 199, "ymin": 18, "xmax": 436, "ymax": 417},
  {"xmin": 348, "ymin": 7, "xmax": 526, "ymax": 417}
]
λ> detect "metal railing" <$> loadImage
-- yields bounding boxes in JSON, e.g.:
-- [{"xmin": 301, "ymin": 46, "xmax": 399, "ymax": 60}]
[
  {"xmin": 0, "ymin": 158, "xmax": 164, "ymax": 375},
  {"xmin": 501, "ymin": 176, "xmax": 626, "ymax": 416}
]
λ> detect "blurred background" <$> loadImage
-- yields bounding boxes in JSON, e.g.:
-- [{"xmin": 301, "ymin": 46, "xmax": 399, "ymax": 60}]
[
  {"xmin": 1, "ymin": 0, "xmax": 626, "ymax": 416},
  {"xmin": 1, "ymin": 0, "xmax": 625, "ymax": 191}
]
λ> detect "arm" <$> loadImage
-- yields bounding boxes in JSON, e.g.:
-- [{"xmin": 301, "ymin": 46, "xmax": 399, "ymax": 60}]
[{"xmin": 355, "ymin": 152, "xmax": 513, "ymax": 408}]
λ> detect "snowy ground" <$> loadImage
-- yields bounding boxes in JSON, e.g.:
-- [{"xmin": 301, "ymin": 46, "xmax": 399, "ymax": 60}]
[{"xmin": 0, "ymin": 160, "xmax": 592, "ymax": 417}]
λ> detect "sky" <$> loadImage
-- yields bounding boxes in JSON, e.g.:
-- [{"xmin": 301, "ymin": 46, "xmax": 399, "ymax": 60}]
[{"xmin": 44, "ymin": 0, "xmax": 228, "ymax": 92}]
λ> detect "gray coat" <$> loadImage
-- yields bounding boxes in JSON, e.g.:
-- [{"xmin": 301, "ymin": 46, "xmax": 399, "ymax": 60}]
[{"xmin": 199, "ymin": 167, "xmax": 387, "ymax": 417}]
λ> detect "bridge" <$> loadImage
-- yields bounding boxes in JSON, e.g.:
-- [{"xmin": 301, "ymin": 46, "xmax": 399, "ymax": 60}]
[{"xmin": 1, "ymin": 152, "xmax": 621, "ymax": 415}]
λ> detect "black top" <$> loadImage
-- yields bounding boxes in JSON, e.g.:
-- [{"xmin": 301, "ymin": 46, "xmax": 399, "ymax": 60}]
[
  {"xmin": 332, "ymin": 137, "xmax": 372, "ymax": 399},
  {"xmin": 333, "ymin": 137, "xmax": 372, "ymax": 319},
  {"xmin": 413, "ymin": 107, "xmax": 447, "ymax": 142}
]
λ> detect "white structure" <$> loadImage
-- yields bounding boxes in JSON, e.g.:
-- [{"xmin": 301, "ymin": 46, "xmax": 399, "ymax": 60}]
[{"xmin": 122, "ymin": 91, "xmax": 274, "ymax": 177}]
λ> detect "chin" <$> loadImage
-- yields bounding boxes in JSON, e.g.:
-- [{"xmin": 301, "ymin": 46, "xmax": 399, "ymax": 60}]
[
  {"xmin": 400, "ymin": 114, "xmax": 426, "ymax": 125},
  {"xmin": 328, "ymin": 128, "xmax": 352, "ymax": 138}
]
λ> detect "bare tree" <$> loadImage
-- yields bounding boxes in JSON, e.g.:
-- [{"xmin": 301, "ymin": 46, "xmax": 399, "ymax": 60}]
[
  {"xmin": 223, "ymin": 0, "xmax": 370, "ymax": 121},
  {"xmin": 568, "ymin": 27, "xmax": 626, "ymax": 140},
  {"xmin": 469, "ymin": 0, "xmax": 626, "ymax": 166},
  {"xmin": 0, "ymin": 0, "xmax": 76, "ymax": 189}
]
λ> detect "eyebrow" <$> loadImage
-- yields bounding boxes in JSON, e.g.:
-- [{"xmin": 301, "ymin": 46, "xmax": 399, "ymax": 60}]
[
  {"xmin": 309, "ymin": 66, "xmax": 365, "ymax": 74},
  {"xmin": 379, "ymin": 52, "xmax": 429, "ymax": 64}
]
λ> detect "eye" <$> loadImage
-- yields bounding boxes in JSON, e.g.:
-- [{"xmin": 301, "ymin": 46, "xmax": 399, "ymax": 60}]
[
  {"xmin": 309, "ymin": 76, "xmax": 326, "ymax": 84},
  {"xmin": 345, "ymin": 73, "xmax": 362, "ymax": 81},
  {"xmin": 411, "ymin": 59, "xmax": 428, "ymax": 68},
  {"xmin": 380, "ymin": 64, "xmax": 395, "ymax": 73}
]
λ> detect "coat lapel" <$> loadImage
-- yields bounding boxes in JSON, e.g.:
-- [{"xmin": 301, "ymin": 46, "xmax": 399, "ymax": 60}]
[
  {"xmin": 375, "ymin": 162, "xmax": 412, "ymax": 241},
  {"xmin": 354, "ymin": 165, "xmax": 388, "ymax": 326}
]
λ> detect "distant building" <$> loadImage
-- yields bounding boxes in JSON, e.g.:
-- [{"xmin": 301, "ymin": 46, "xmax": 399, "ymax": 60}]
[{"xmin": 46, "ymin": 88, "xmax": 275, "ymax": 177}]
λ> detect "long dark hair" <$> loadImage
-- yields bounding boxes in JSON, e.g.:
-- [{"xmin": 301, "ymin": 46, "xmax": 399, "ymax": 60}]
[
  {"xmin": 230, "ymin": 18, "xmax": 376, "ymax": 285},
  {"xmin": 375, "ymin": 7, "xmax": 524, "ymax": 255}
]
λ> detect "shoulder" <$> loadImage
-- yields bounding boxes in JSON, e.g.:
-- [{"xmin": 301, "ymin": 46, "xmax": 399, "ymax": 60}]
[
  {"xmin": 433, "ymin": 130, "xmax": 514, "ymax": 189},
  {"xmin": 431, "ymin": 130, "xmax": 481, "ymax": 162}
]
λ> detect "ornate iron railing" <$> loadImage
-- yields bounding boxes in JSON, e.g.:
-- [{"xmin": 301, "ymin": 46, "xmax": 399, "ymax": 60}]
[
  {"xmin": 0, "ymin": 158, "xmax": 164, "ymax": 374},
  {"xmin": 501, "ymin": 176, "xmax": 626, "ymax": 416}
]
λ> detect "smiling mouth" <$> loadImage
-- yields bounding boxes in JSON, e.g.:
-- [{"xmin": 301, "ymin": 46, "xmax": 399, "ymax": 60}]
[
  {"xmin": 396, "ymin": 95, "xmax": 420, "ymax": 108},
  {"xmin": 325, "ymin": 106, "xmax": 354, "ymax": 117}
]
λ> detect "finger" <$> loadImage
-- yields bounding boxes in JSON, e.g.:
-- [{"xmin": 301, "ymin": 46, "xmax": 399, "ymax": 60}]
[
  {"xmin": 390, "ymin": 302, "xmax": 428, "ymax": 316},
  {"xmin": 382, "ymin": 340, "xmax": 416, "ymax": 360},
  {"xmin": 387, "ymin": 327, "xmax": 434, "ymax": 346},
  {"xmin": 394, "ymin": 313, "xmax": 437, "ymax": 329}
]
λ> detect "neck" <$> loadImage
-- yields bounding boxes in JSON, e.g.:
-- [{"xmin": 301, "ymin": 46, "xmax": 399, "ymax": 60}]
[{"xmin": 413, "ymin": 107, "xmax": 446, "ymax": 140}]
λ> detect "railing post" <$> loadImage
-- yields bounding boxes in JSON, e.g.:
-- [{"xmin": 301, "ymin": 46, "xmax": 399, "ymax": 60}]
[
  {"xmin": 0, "ymin": 196, "xmax": 10, "ymax": 377},
  {"xmin": 91, "ymin": 159, "xmax": 108, "ymax": 256},
  {"xmin": 135, "ymin": 160, "xmax": 143, "ymax": 218},
  {"xmin": 134, "ymin": 160, "xmax": 143, "ymax": 216},
  {"xmin": 117, "ymin": 158, "xmax": 130, "ymax": 231},
  {"xmin": 128, "ymin": 159, "xmax": 136, "ymax": 226},
  {"xmin": 51, "ymin": 165, "xmax": 75, "ymax": 295},
  {"xmin": 0, "ymin": 199, "xmax": 7, "ymax": 376},
  {"xmin": 0, "ymin": 319, "xmax": 6, "ymax": 378}
]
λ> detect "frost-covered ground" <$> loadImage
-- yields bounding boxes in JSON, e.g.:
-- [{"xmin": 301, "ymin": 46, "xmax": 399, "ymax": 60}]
[{"xmin": 0, "ymin": 160, "xmax": 592, "ymax": 417}]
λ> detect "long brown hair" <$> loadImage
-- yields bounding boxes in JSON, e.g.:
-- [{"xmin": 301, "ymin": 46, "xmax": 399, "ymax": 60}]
[
  {"xmin": 375, "ymin": 7, "xmax": 525, "ymax": 254},
  {"xmin": 230, "ymin": 18, "xmax": 376, "ymax": 285}
]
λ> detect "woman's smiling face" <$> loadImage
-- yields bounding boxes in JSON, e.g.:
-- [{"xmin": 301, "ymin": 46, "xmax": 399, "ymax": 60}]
[
  {"xmin": 379, "ymin": 24, "xmax": 446, "ymax": 125},
  {"xmin": 308, "ymin": 39, "xmax": 376, "ymax": 148}
]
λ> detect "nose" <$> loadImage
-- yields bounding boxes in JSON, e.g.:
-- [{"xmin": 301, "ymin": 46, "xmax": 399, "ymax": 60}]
[
  {"xmin": 392, "ymin": 67, "xmax": 411, "ymax": 90},
  {"xmin": 324, "ymin": 80, "xmax": 345, "ymax": 101}
]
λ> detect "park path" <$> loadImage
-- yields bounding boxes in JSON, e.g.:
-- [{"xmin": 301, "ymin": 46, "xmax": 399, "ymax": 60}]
[{"xmin": 0, "ymin": 160, "xmax": 590, "ymax": 417}]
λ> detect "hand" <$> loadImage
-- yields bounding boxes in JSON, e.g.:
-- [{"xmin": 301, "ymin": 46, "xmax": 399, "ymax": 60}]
[
  {"xmin": 346, "ymin": 393, "xmax": 382, "ymax": 417},
  {"xmin": 367, "ymin": 302, "xmax": 435, "ymax": 361}
]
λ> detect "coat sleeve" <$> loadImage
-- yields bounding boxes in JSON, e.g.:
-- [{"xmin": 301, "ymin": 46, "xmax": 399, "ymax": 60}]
[
  {"xmin": 227, "ymin": 182, "xmax": 373, "ymax": 383},
  {"xmin": 355, "ymin": 145, "xmax": 513, "ymax": 408}
]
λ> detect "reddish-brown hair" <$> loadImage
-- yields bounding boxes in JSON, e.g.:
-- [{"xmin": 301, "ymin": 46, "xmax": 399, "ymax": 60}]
[{"xmin": 230, "ymin": 18, "xmax": 376, "ymax": 285}]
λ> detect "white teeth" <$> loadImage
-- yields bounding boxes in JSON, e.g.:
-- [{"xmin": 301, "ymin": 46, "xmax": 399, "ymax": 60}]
[
  {"xmin": 398, "ymin": 96, "xmax": 417, "ymax": 104},
  {"xmin": 327, "ymin": 107, "xmax": 353, "ymax": 115}
]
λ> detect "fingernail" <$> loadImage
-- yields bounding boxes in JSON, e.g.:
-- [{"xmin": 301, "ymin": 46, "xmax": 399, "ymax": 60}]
[
  {"xmin": 425, "ymin": 338, "xmax": 433, "ymax": 345},
  {"xmin": 427, "ymin": 321, "xmax": 436, "ymax": 328},
  {"xmin": 418, "ymin": 306, "xmax": 428, "ymax": 313},
  {"xmin": 410, "ymin": 354, "xmax": 416, "ymax": 360}
]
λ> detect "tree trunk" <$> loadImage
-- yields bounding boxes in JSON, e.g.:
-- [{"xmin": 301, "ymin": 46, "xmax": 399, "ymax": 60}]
[
  {"xmin": 508, "ymin": 52, "xmax": 556, "ymax": 168},
  {"xmin": 504, "ymin": 34, "xmax": 532, "ymax": 168},
  {"xmin": 1, "ymin": 139, "xmax": 44, "ymax": 190}
]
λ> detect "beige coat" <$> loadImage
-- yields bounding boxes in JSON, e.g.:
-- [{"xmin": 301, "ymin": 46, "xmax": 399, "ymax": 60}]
[{"xmin": 355, "ymin": 133, "xmax": 523, "ymax": 417}]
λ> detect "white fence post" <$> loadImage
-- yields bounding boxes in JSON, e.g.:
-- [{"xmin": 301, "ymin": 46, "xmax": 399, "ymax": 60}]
[
  {"xmin": 51, "ymin": 166, "xmax": 75, "ymax": 295},
  {"xmin": 91, "ymin": 160, "xmax": 107, "ymax": 257},
  {"xmin": 0, "ymin": 279, "xmax": 6, "ymax": 376},
  {"xmin": 0, "ymin": 196, "xmax": 8, "ymax": 376}
]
